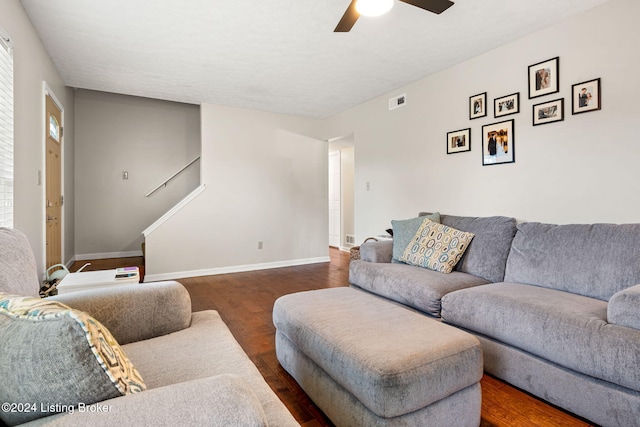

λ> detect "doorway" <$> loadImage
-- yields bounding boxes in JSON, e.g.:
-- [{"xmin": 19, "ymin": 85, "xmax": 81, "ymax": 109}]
[
  {"xmin": 45, "ymin": 92, "xmax": 63, "ymax": 268},
  {"xmin": 328, "ymin": 150, "xmax": 341, "ymax": 248},
  {"xmin": 328, "ymin": 135, "xmax": 354, "ymax": 250}
]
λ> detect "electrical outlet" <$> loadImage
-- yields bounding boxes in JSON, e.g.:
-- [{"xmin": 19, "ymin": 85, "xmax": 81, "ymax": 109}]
[
  {"xmin": 122, "ymin": 171, "xmax": 129, "ymax": 180},
  {"xmin": 366, "ymin": 182, "xmax": 371, "ymax": 191},
  {"xmin": 258, "ymin": 241, "xmax": 263, "ymax": 250}
]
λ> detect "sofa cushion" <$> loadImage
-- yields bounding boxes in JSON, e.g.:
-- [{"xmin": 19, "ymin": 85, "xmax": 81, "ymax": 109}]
[
  {"xmin": 349, "ymin": 261, "xmax": 490, "ymax": 317},
  {"xmin": 400, "ymin": 219, "xmax": 474, "ymax": 273},
  {"xmin": 391, "ymin": 213, "xmax": 440, "ymax": 262},
  {"xmin": 0, "ymin": 228, "xmax": 40, "ymax": 297},
  {"xmin": 504, "ymin": 222, "xmax": 640, "ymax": 301},
  {"xmin": 122, "ymin": 310, "xmax": 300, "ymax": 427},
  {"xmin": 441, "ymin": 283, "xmax": 640, "ymax": 393},
  {"xmin": 439, "ymin": 215, "xmax": 517, "ymax": 283},
  {"xmin": 0, "ymin": 294, "xmax": 146, "ymax": 426},
  {"xmin": 23, "ymin": 375, "xmax": 270, "ymax": 427}
]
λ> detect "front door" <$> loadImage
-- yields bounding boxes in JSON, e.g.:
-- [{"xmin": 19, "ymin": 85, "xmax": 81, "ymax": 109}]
[{"xmin": 45, "ymin": 94, "xmax": 62, "ymax": 268}]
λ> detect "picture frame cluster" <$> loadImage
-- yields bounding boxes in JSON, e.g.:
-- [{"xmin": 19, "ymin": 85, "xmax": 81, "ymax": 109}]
[{"xmin": 448, "ymin": 56, "xmax": 602, "ymax": 165}]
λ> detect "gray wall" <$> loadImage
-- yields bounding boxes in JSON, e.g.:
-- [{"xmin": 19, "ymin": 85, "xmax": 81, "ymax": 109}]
[
  {"xmin": 74, "ymin": 90, "xmax": 200, "ymax": 258},
  {"xmin": 0, "ymin": 2, "xmax": 75, "ymax": 276},
  {"xmin": 323, "ymin": 0, "xmax": 640, "ymax": 242}
]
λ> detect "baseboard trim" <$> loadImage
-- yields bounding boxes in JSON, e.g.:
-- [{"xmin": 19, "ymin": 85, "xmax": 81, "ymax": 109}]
[
  {"xmin": 144, "ymin": 256, "xmax": 331, "ymax": 282},
  {"xmin": 65, "ymin": 256, "xmax": 76, "ymax": 269},
  {"xmin": 75, "ymin": 250, "xmax": 144, "ymax": 261}
]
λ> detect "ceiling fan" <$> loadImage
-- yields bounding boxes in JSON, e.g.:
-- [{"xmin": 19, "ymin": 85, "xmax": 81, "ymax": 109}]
[{"xmin": 334, "ymin": 0, "xmax": 454, "ymax": 32}]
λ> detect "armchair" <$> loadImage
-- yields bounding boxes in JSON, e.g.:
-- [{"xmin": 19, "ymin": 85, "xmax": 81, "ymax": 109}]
[{"xmin": 0, "ymin": 228, "xmax": 298, "ymax": 426}]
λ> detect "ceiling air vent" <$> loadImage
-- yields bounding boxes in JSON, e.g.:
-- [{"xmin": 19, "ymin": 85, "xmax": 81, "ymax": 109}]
[{"xmin": 389, "ymin": 93, "xmax": 406, "ymax": 111}]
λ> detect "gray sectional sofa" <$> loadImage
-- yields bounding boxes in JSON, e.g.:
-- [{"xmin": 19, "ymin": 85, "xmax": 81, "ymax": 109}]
[{"xmin": 349, "ymin": 214, "xmax": 640, "ymax": 427}]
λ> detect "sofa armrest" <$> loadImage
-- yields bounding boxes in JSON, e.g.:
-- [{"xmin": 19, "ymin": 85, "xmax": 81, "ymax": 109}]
[
  {"xmin": 608, "ymin": 284, "xmax": 640, "ymax": 330},
  {"xmin": 49, "ymin": 281, "xmax": 192, "ymax": 345},
  {"xmin": 360, "ymin": 240, "xmax": 393, "ymax": 263},
  {"xmin": 22, "ymin": 375, "xmax": 269, "ymax": 427}
]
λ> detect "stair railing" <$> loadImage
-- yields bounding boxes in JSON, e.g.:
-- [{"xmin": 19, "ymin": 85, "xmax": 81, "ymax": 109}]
[{"xmin": 145, "ymin": 156, "xmax": 200, "ymax": 197}]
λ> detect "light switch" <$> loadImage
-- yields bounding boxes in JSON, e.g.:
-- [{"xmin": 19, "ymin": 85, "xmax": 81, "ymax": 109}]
[{"xmin": 122, "ymin": 171, "xmax": 129, "ymax": 180}]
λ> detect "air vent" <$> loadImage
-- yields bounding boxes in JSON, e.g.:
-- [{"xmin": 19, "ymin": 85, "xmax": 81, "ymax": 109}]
[{"xmin": 389, "ymin": 93, "xmax": 407, "ymax": 110}]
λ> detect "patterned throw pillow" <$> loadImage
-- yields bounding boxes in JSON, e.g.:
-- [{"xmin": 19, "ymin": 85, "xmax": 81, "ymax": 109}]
[
  {"xmin": 0, "ymin": 293, "xmax": 146, "ymax": 426},
  {"xmin": 400, "ymin": 219, "xmax": 475, "ymax": 273},
  {"xmin": 391, "ymin": 212, "xmax": 441, "ymax": 262}
]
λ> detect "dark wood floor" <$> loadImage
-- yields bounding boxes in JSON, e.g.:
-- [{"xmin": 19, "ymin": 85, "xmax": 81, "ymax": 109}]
[{"xmin": 71, "ymin": 250, "xmax": 595, "ymax": 427}]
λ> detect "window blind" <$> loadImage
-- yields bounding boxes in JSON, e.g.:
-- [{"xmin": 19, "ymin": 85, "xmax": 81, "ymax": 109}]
[{"xmin": 0, "ymin": 33, "xmax": 13, "ymax": 228}]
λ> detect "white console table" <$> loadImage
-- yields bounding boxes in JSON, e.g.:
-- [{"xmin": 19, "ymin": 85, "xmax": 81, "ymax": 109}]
[{"xmin": 57, "ymin": 269, "xmax": 139, "ymax": 294}]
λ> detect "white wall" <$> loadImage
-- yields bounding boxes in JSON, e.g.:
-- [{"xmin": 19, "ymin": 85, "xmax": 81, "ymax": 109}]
[
  {"xmin": 74, "ymin": 90, "xmax": 200, "ymax": 258},
  {"xmin": 145, "ymin": 103, "xmax": 328, "ymax": 279},
  {"xmin": 0, "ymin": 2, "xmax": 75, "ymax": 275},
  {"xmin": 323, "ymin": 0, "xmax": 640, "ymax": 242}
]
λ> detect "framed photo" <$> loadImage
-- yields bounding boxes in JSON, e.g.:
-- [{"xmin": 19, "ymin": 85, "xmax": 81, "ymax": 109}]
[
  {"xmin": 572, "ymin": 78, "xmax": 601, "ymax": 115},
  {"xmin": 469, "ymin": 92, "xmax": 487, "ymax": 120},
  {"xmin": 494, "ymin": 92, "xmax": 520, "ymax": 118},
  {"xmin": 533, "ymin": 98, "xmax": 564, "ymax": 126},
  {"xmin": 446, "ymin": 128, "xmax": 471, "ymax": 154},
  {"xmin": 528, "ymin": 57, "xmax": 559, "ymax": 99},
  {"xmin": 482, "ymin": 119, "xmax": 515, "ymax": 166}
]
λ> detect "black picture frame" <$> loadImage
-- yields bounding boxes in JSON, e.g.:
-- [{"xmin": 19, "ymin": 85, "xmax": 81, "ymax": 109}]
[
  {"xmin": 572, "ymin": 78, "xmax": 601, "ymax": 115},
  {"xmin": 494, "ymin": 92, "xmax": 520, "ymax": 118},
  {"xmin": 446, "ymin": 128, "xmax": 471, "ymax": 154},
  {"xmin": 482, "ymin": 119, "xmax": 515, "ymax": 166},
  {"xmin": 469, "ymin": 92, "xmax": 487, "ymax": 120},
  {"xmin": 533, "ymin": 98, "xmax": 564, "ymax": 126},
  {"xmin": 528, "ymin": 57, "xmax": 560, "ymax": 99}
]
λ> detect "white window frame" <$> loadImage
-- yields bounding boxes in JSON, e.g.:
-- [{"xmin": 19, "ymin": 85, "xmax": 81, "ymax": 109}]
[{"xmin": 0, "ymin": 27, "xmax": 13, "ymax": 228}]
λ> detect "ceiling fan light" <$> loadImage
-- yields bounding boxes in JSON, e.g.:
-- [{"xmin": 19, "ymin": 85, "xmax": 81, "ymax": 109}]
[{"xmin": 355, "ymin": 0, "xmax": 394, "ymax": 17}]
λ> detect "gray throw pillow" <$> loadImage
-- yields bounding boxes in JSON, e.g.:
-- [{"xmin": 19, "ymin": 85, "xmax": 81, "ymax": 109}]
[{"xmin": 391, "ymin": 212, "xmax": 440, "ymax": 262}]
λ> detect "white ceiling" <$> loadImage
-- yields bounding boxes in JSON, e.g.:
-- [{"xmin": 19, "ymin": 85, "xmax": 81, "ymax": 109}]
[{"xmin": 21, "ymin": 0, "xmax": 612, "ymax": 119}]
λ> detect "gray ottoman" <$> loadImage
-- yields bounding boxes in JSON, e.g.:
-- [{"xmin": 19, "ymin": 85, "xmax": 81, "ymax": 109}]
[{"xmin": 273, "ymin": 287, "xmax": 482, "ymax": 427}]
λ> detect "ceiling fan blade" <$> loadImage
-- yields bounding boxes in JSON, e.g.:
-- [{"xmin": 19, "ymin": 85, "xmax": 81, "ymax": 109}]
[
  {"xmin": 334, "ymin": 0, "xmax": 360, "ymax": 32},
  {"xmin": 399, "ymin": 0, "xmax": 454, "ymax": 14}
]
